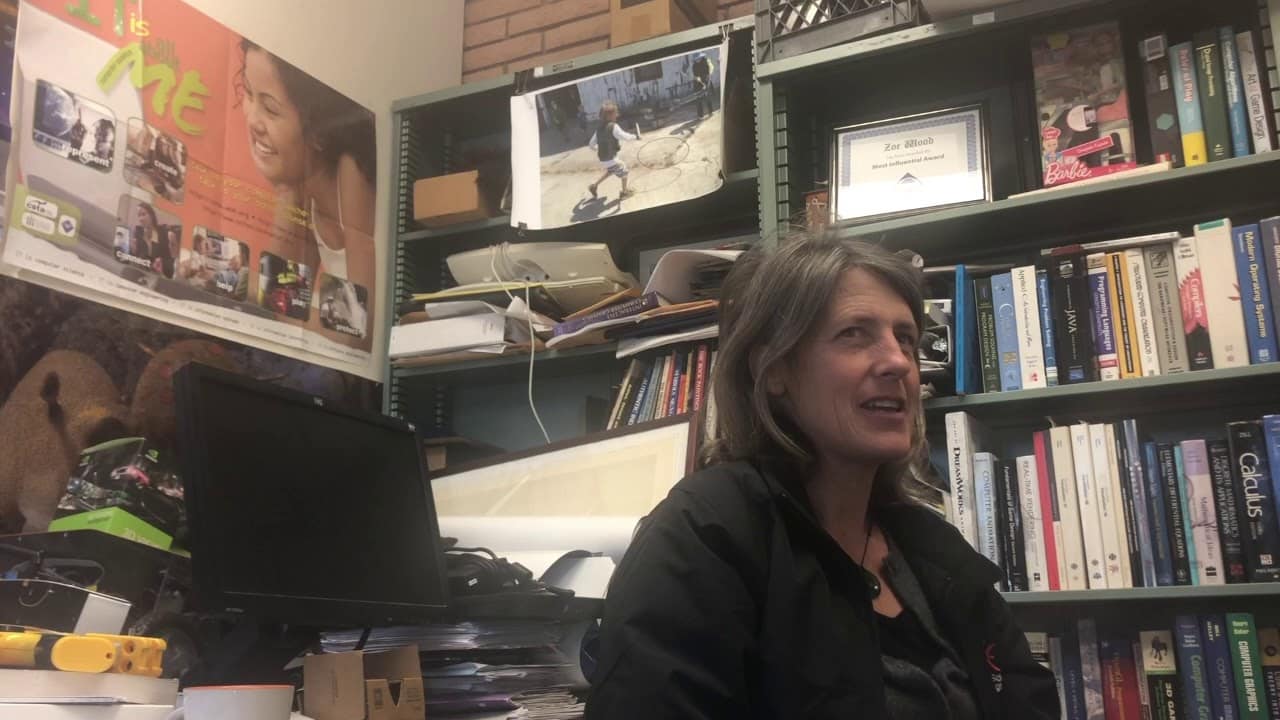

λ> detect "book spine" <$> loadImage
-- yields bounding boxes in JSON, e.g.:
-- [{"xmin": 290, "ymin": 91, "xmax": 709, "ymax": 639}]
[
  {"xmin": 678, "ymin": 348, "xmax": 694, "ymax": 414},
  {"xmin": 1198, "ymin": 219, "xmax": 1250, "ymax": 368},
  {"xmin": 552, "ymin": 293, "xmax": 661, "ymax": 336},
  {"xmin": 1234, "ymin": 224, "xmax": 1280, "ymax": 363},
  {"xmin": 994, "ymin": 459, "xmax": 1016, "ymax": 590},
  {"xmin": 626, "ymin": 358, "xmax": 655, "ymax": 426},
  {"xmin": 1064, "ymin": 625, "xmax": 1089, "ymax": 720},
  {"xmin": 1261, "ymin": 218, "xmax": 1280, "ymax": 338},
  {"xmin": 1227, "ymin": 613, "xmax": 1270, "ymax": 719},
  {"xmin": 1160, "ymin": 443, "xmax": 1195, "ymax": 585},
  {"xmin": 1174, "ymin": 235, "xmax": 1216, "ymax": 370},
  {"xmin": 1079, "ymin": 619, "xmax": 1107, "ymax": 720},
  {"xmin": 1135, "ymin": 637, "xmax": 1153, "ymax": 720},
  {"xmin": 1052, "ymin": 253, "xmax": 1098, "ymax": 383},
  {"xmin": 1145, "ymin": 243, "xmax": 1190, "ymax": 374},
  {"xmin": 1015, "ymin": 455, "xmax": 1042, "ymax": 591},
  {"xmin": 1123, "ymin": 419, "xmax": 1157, "ymax": 587},
  {"xmin": 1112, "ymin": 424, "xmax": 1144, "ymax": 587},
  {"xmin": 1146, "ymin": 441, "xmax": 1177, "ymax": 587},
  {"xmin": 1175, "ymin": 614, "xmax": 1214, "ymax": 720},
  {"xmin": 1228, "ymin": 421, "xmax": 1280, "ymax": 582},
  {"xmin": 1013, "ymin": 265, "xmax": 1048, "ymax": 388},
  {"xmin": 1054, "ymin": 425, "xmax": 1090, "ymax": 590},
  {"xmin": 704, "ymin": 349, "xmax": 718, "ymax": 439},
  {"xmin": 1034, "ymin": 430, "xmax": 1063, "ymax": 590},
  {"xmin": 1264, "ymin": 416, "xmax": 1280, "ymax": 546},
  {"xmin": 992, "ymin": 272, "xmax": 1022, "ymax": 391},
  {"xmin": 1141, "ymin": 630, "xmax": 1185, "ymax": 720},
  {"xmin": 954, "ymin": 264, "xmax": 976, "ymax": 395},
  {"xmin": 1142, "ymin": 34, "xmax": 1185, "ymax": 166},
  {"xmin": 1171, "ymin": 41, "xmax": 1209, "ymax": 166},
  {"xmin": 945, "ymin": 412, "xmax": 980, "ymax": 547},
  {"xmin": 1074, "ymin": 423, "xmax": 1110, "ymax": 588},
  {"xmin": 1027, "ymin": 631, "xmax": 1051, "ymax": 669},
  {"xmin": 692, "ymin": 343, "xmax": 709, "ymax": 412},
  {"xmin": 1091, "ymin": 423, "xmax": 1130, "ymax": 587},
  {"xmin": 1052, "ymin": 637, "xmax": 1071, "ymax": 720},
  {"xmin": 1126, "ymin": 248, "xmax": 1162, "ymax": 375},
  {"xmin": 1209, "ymin": 438, "xmax": 1249, "ymax": 584},
  {"xmin": 1221, "ymin": 27, "xmax": 1253, "ymax": 157},
  {"xmin": 1181, "ymin": 439, "xmax": 1226, "ymax": 585},
  {"xmin": 1259, "ymin": 628, "xmax": 1280, "ymax": 719},
  {"xmin": 1203, "ymin": 614, "xmax": 1241, "ymax": 720},
  {"xmin": 1237, "ymin": 30, "xmax": 1274, "ymax": 153},
  {"xmin": 974, "ymin": 452, "xmax": 1002, "ymax": 571},
  {"xmin": 975, "ymin": 276, "xmax": 1002, "ymax": 393},
  {"xmin": 1101, "ymin": 634, "xmax": 1144, "ymax": 720},
  {"xmin": 1088, "ymin": 253, "xmax": 1123, "ymax": 381},
  {"xmin": 666, "ymin": 349, "xmax": 684, "ymax": 418},
  {"xmin": 1175, "ymin": 445, "xmax": 1201, "ymax": 586},
  {"xmin": 1109, "ymin": 251, "xmax": 1143, "ymax": 377},
  {"xmin": 1037, "ymin": 268, "xmax": 1059, "ymax": 386},
  {"xmin": 608, "ymin": 358, "xmax": 641, "ymax": 429},
  {"xmin": 654, "ymin": 353, "xmax": 674, "ymax": 420},
  {"xmin": 1196, "ymin": 29, "xmax": 1234, "ymax": 161}
]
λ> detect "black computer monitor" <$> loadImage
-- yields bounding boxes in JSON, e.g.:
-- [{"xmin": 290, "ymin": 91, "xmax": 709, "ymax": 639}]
[{"xmin": 173, "ymin": 363, "xmax": 450, "ymax": 628}]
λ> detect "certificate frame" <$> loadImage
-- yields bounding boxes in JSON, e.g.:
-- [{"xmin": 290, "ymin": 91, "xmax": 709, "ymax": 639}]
[{"xmin": 830, "ymin": 105, "xmax": 992, "ymax": 225}]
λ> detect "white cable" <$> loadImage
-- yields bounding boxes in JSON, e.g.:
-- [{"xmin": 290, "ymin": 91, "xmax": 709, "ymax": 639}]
[
  {"xmin": 489, "ymin": 244, "xmax": 516, "ymax": 302},
  {"xmin": 526, "ymin": 283, "xmax": 551, "ymax": 444}
]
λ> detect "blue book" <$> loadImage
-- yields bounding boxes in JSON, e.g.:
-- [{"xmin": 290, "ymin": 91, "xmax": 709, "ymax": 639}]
[
  {"xmin": 1262, "ymin": 218, "xmax": 1280, "ymax": 335},
  {"xmin": 1234, "ymin": 223, "xmax": 1280, "ymax": 363},
  {"xmin": 954, "ymin": 264, "xmax": 980, "ymax": 395},
  {"xmin": 1175, "ymin": 615, "xmax": 1214, "ymax": 719},
  {"xmin": 1201, "ymin": 614, "xmax": 1239, "ymax": 720},
  {"xmin": 1061, "ymin": 623, "xmax": 1087, "ymax": 720},
  {"xmin": 991, "ymin": 272, "xmax": 1022, "ymax": 391},
  {"xmin": 1221, "ymin": 27, "xmax": 1253, "ymax": 158},
  {"xmin": 1145, "ymin": 441, "xmax": 1176, "ymax": 586},
  {"xmin": 1123, "ymin": 419, "xmax": 1157, "ymax": 587},
  {"xmin": 1086, "ymin": 255, "xmax": 1121, "ymax": 380},
  {"xmin": 1174, "ymin": 445, "xmax": 1200, "ymax": 586},
  {"xmin": 626, "ymin": 360, "xmax": 656, "ymax": 426},
  {"xmin": 1170, "ymin": 41, "xmax": 1209, "ymax": 165},
  {"xmin": 1264, "ymin": 415, "xmax": 1280, "ymax": 528},
  {"xmin": 1036, "ymin": 268, "xmax": 1059, "ymax": 387}
]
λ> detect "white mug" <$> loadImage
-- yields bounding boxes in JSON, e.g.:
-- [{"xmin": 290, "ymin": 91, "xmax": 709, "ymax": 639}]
[{"xmin": 166, "ymin": 684, "xmax": 294, "ymax": 720}]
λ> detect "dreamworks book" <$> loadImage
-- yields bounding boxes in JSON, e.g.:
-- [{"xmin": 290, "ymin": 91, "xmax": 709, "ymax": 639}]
[{"xmin": 1032, "ymin": 22, "xmax": 1138, "ymax": 187}]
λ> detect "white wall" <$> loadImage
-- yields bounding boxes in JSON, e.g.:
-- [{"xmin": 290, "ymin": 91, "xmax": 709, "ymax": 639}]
[{"xmin": 185, "ymin": 0, "xmax": 464, "ymax": 381}]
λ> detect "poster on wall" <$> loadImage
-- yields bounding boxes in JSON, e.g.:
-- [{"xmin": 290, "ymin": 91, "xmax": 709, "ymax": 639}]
[
  {"xmin": 0, "ymin": 0, "xmax": 381, "ymax": 380},
  {"xmin": 509, "ymin": 42, "xmax": 727, "ymax": 230}
]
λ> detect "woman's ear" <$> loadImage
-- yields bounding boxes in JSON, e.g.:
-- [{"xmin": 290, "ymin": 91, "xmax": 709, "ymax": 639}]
[{"xmin": 749, "ymin": 347, "xmax": 787, "ymax": 397}]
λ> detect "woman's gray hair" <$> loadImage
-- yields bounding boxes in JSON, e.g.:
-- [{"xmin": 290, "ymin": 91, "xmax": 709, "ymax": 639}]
[{"xmin": 704, "ymin": 232, "xmax": 937, "ymax": 509}]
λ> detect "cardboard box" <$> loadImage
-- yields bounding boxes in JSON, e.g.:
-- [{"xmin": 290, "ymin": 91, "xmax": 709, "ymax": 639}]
[
  {"xmin": 610, "ymin": 0, "xmax": 717, "ymax": 47},
  {"xmin": 304, "ymin": 645, "xmax": 425, "ymax": 720},
  {"xmin": 49, "ymin": 508, "xmax": 172, "ymax": 551},
  {"xmin": 412, "ymin": 170, "xmax": 491, "ymax": 228}
]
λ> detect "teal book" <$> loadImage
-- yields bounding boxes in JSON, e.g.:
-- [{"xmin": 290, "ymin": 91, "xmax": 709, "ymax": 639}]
[
  {"xmin": 1226, "ymin": 613, "xmax": 1270, "ymax": 719},
  {"xmin": 1173, "ymin": 444, "xmax": 1200, "ymax": 586},
  {"xmin": 1220, "ymin": 26, "xmax": 1252, "ymax": 157}
]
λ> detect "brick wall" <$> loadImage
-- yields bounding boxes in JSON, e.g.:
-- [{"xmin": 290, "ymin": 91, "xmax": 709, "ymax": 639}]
[{"xmin": 463, "ymin": 0, "xmax": 753, "ymax": 83}]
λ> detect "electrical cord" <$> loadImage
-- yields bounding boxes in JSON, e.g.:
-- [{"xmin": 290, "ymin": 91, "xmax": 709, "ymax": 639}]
[{"xmin": 489, "ymin": 244, "xmax": 550, "ymax": 444}]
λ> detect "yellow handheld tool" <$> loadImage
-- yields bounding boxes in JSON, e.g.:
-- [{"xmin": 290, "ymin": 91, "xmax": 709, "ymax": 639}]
[{"xmin": 0, "ymin": 629, "xmax": 165, "ymax": 675}]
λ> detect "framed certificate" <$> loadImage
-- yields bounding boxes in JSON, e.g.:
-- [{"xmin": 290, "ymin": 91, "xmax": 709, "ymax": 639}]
[{"xmin": 831, "ymin": 106, "xmax": 991, "ymax": 224}]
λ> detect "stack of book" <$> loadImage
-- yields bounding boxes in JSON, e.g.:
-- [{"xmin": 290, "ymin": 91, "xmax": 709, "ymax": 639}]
[
  {"xmin": 945, "ymin": 411, "xmax": 1280, "ymax": 592},
  {"xmin": 1030, "ymin": 614, "xmax": 1280, "ymax": 720},
  {"xmin": 606, "ymin": 342, "xmax": 717, "ymax": 430}
]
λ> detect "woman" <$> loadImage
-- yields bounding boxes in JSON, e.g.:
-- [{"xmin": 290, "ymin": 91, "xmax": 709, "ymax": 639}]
[
  {"xmin": 586, "ymin": 235, "xmax": 1058, "ymax": 720},
  {"xmin": 236, "ymin": 40, "xmax": 376, "ymax": 316}
]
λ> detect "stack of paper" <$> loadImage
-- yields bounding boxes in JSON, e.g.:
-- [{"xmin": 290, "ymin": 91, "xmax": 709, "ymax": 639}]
[{"xmin": 389, "ymin": 297, "xmax": 553, "ymax": 365}]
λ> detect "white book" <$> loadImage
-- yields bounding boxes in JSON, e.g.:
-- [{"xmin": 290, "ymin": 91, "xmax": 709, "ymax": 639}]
[
  {"xmin": 1088, "ymin": 423, "xmax": 1129, "ymax": 588},
  {"xmin": 1012, "ymin": 265, "xmax": 1048, "ymax": 388},
  {"xmin": 1072, "ymin": 423, "xmax": 1109, "ymax": 588},
  {"xmin": 1143, "ymin": 243, "xmax": 1189, "ymax": 374},
  {"xmin": 1124, "ymin": 248, "xmax": 1161, "ymax": 376},
  {"xmin": 973, "ymin": 452, "xmax": 1002, "ymax": 569},
  {"xmin": 1195, "ymin": 219, "xmax": 1250, "ymax": 368},
  {"xmin": 1103, "ymin": 424, "xmax": 1134, "ymax": 586},
  {"xmin": 0, "ymin": 669, "xmax": 177, "ymax": 705},
  {"xmin": 1050, "ymin": 425, "xmax": 1089, "ymax": 590},
  {"xmin": 1017, "ymin": 455, "xmax": 1050, "ymax": 592},
  {"xmin": 1025, "ymin": 631, "xmax": 1051, "ymax": 670},
  {"xmin": 1086, "ymin": 252, "xmax": 1122, "ymax": 381},
  {"xmin": 1179, "ymin": 439, "xmax": 1226, "ymax": 585},
  {"xmin": 944, "ymin": 412, "xmax": 987, "ymax": 548},
  {"xmin": 1237, "ymin": 30, "xmax": 1274, "ymax": 153},
  {"xmin": 389, "ymin": 313, "xmax": 507, "ymax": 359},
  {"xmin": 0, "ymin": 707, "xmax": 174, "ymax": 720}
]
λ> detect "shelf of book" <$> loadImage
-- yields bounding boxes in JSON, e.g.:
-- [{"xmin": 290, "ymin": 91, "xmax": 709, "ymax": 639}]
[
  {"xmin": 1003, "ymin": 582, "xmax": 1280, "ymax": 605},
  {"xmin": 392, "ymin": 342, "xmax": 620, "ymax": 380}
]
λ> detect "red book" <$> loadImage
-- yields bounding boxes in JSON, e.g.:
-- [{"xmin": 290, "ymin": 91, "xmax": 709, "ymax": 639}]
[
  {"xmin": 1033, "ymin": 431, "xmax": 1062, "ymax": 591},
  {"xmin": 691, "ymin": 344, "xmax": 710, "ymax": 412},
  {"xmin": 1100, "ymin": 635, "xmax": 1143, "ymax": 720},
  {"xmin": 677, "ymin": 349, "xmax": 693, "ymax": 414}
]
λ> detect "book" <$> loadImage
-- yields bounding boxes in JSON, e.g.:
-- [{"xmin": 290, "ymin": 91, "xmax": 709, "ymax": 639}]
[
  {"xmin": 1087, "ymin": 253, "xmax": 1122, "ymax": 381},
  {"xmin": 1108, "ymin": 251, "xmax": 1142, "ymax": 377},
  {"xmin": 1234, "ymin": 223, "xmax": 1280, "ymax": 363},
  {"xmin": 1110, "ymin": 424, "xmax": 1143, "ymax": 586},
  {"xmin": 666, "ymin": 347, "xmax": 686, "ymax": 418},
  {"xmin": 678, "ymin": 348, "xmax": 694, "ymax": 414},
  {"xmin": 1262, "ymin": 218, "xmax": 1280, "ymax": 341},
  {"xmin": 1209, "ymin": 438, "xmax": 1249, "ymax": 584},
  {"xmin": 1145, "ymin": 243, "xmax": 1190, "ymax": 374},
  {"xmin": 1158, "ymin": 442, "xmax": 1194, "ymax": 585},
  {"xmin": 1236, "ymin": 30, "xmax": 1274, "ymax": 153},
  {"xmin": 974, "ymin": 452, "xmax": 1002, "ymax": 570},
  {"xmin": 1203, "ymin": 615, "xmax": 1240, "ymax": 720},
  {"xmin": 1052, "ymin": 636, "xmax": 1072, "ymax": 720},
  {"xmin": 1121, "ymin": 420, "xmax": 1157, "ymax": 587},
  {"xmin": 1197, "ymin": 219, "xmax": 1249, "ymax": 368},
  {"xmin": 1227, "ymin": 613, "xmax": 1270, "ymax": 719},
  {"xmin": 1175, "ymin": 614, "xmax": 1214, "ymax": 720},
  {"xmin": 0, "ymin": 668, "xmax": 179, "ymax": 705},
  {"xmin": 955, "ymin": 264, "xmax": 980, "ymax": 395},
  {"xmin": 974, "ymin": 276, "xmax": 1002, "ymax": 393},
  {"xmin": 945, "ymin": 412, "xmax": 988, "ymax": 547},
  {"xmin": 1264, "ymin": 415, "xmax": 1280, "ymax": 539},
  {"xmin": 1174, "ymin": 234, "xmax": 1216, "ymax": 371},
  {"xmin": 1012, "ymin": 265, "xmax": 1048, "ymax": 388},
  {"xmin": 1141, "ymin": 34, "xmax": 1184, "ymax": 165},
  {"xmin": 1074, "ymin": 423, "xmax": 1110, "ymax": 588},
  {"xmin": 626, "ymin": 357, "xmax": 657, "ymax": 426},
  {"xmin": 1053, "ymin": 425, "xmax": 1090, "ymax": 590},
  {"xmin": 608, "ymin": 358, "xmax": 644, "ymax": 429},
  {"xmin": 1090, "ymin": 423, "xmax": 1130, "ymax": 588},
  {"xmin": 1140, "ymin": 630, "xmax": 1185, "ymax": 720},
  {"xmin": 1221, "ymin": 26, "xmax": 1253, "ymax": 157},
  {"xmin": 1174, "ymin": 444, "xmax": 1201, "ymax": 586},
  {"xmin": 1079, "ymin": 619, "xmax": 1107, "ymax": 720},
  {"xmin": 1171, "ymin": 40, "xmax": 1209, "ymax": 166},
  {"xmin": 1051, "ymin": 253, "xmax": 1098, "ymax": 384},
  {"xmin": 1135, "ymin": 637, "xmax": 1154, "ymax": 720},
  {"xmin": 1034, "ymin": 431, "xmax": 1063, "ymax": 591},
  {"xmin": 991, "ymin": 272, "xmax": 1022, "ymax": 391},
  {"xmin": 1180, "ymin": 439, "xmax": 1225, "ymax": 585},
  {"xmin": 1037, "ymin": 268, "xmax": 1060, "ymax": 386},
  {"xmin": 1125, "ymin": 248, "xmax": 1161, "ymax": 376},
  {"xmin": 654, "ymin": 353, "xmax": 674, "ymax": 420},
  {"xmin": 996, "ymin": 458, "xmax": 1025, "ymax": 590},
  {"xmin": 1032, "ymin": 21, "xmax": 1138, "ymax": 187},
  {"xmin": 1259, "ymin": 628, "xmax": 1280, "ymax": 718},
  {"xmin": 1015, "ymin": 455, "xmax": 1044, "ymax": 591},
  {"xmin": 1195, "ymin": 29, "xmax": 1234, "ymax": 161},
  {"xmin": 1100, "ymin": 634, "xmax": 1144, "ymax": 720},
  {"xmin": 552, "ymin": 292, "xmax": 665, "ymax": 337},
  {"xmin": 1145, "ymin": 441, "xmax": 1177, "ymax": 587},
  {"xmin": 1027, "ymin": 631, "xmax": 1051, "ymax": 669},
  {"xmin": 1227, "ymin": 421, "xmax": 1280, "ymax": 582},
  {"xmin": 1063, "ymin": 624, "xmax": 1089, "ymax": 720},
  {"xmin": 692, "ymin": 343, "xmax": 709, "ymax": 412}
]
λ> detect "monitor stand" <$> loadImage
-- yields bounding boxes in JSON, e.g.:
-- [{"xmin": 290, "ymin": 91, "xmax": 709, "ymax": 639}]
[{"xmin": 187, "ymin": 621, "xmax": 318, "ymax": 687}]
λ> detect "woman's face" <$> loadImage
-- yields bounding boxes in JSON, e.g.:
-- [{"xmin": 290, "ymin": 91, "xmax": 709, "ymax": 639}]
[
  {"xmin": 242, "ymin": 49, "xmax": 307, "ymax": 187},
  {"xmin": 137, "ymin": 208, "xmax": 154, "ymax": 230},
  {"xmin": 769, "ymin": 268, "xmax": 920, "ymax": 468}
]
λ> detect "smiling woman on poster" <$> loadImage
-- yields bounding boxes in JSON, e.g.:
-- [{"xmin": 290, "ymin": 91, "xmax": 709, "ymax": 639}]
[{"xmin": 236, "ymin": 39, "xmax": 377, "ymax": 320}]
